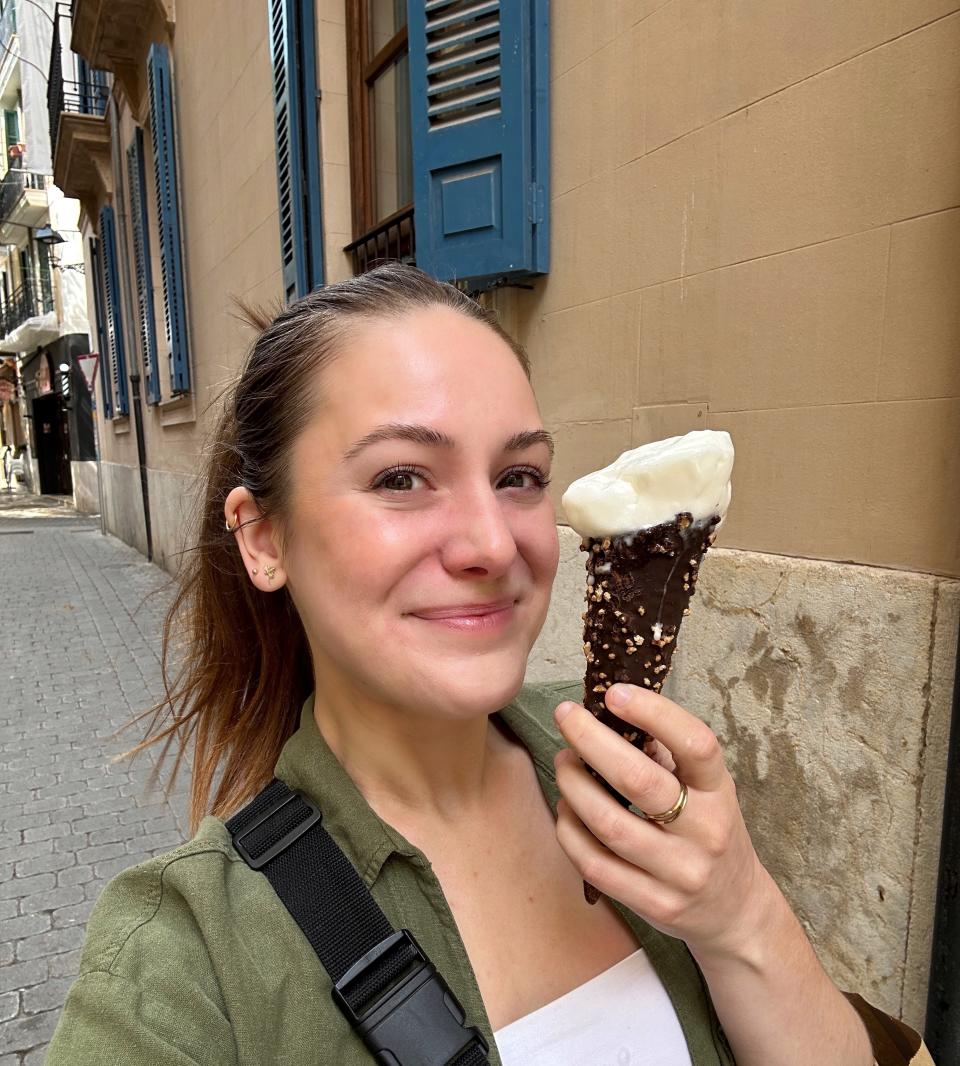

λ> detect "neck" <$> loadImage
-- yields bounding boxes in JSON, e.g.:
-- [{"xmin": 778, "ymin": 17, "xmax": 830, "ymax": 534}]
[{"xmin": 311, "ymin": 675, "xmax": 517, "ymax": 826}]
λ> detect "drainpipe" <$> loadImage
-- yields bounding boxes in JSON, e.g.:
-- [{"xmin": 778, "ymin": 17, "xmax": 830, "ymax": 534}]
[
  {"xmin": 924, "ymin": 622, "xmax": 960, "ymax": 1062},
  {"xmin": 107, "ymin": 94, "xmax": 152, "ymax": 561}
]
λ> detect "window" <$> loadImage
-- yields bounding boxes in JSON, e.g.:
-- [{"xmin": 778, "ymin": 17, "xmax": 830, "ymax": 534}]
[
  {"xmin": 146, "ymin": 43, "xmax": 190, "ymax": 395},
  {"xmin": 268, "ymin": 0, "xmax": 324, "ymax": 302},
  {"xmin": 346, "ymin": 0, "xmax": 414, "ymax": 254},
  {"xmin": 345, "ymin": 0, "xmax": 550, "ymax": 288}
]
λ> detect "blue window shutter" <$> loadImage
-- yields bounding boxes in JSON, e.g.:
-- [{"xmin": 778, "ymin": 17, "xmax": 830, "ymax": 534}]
[
  {"xmin": 147, "ymin": 43, "xmax": 191, "ymax": 394},
  {"xmin": 88, "ymin": 235, "xmax": 113, "ymax": 420},
  {"xmin": 407, "ymin": 0, "xmax": 550, "ymax": 287},
  {"xmin": 269, "ymin": 0, "xmax": 324, "ymax": 302},
  {"xmin": 98, "ymin": 205, "xmax": 128, "ymax": 416},
  {"xmin": 126, "ymin": 128, "xmax": 160, "ymax": 405}
]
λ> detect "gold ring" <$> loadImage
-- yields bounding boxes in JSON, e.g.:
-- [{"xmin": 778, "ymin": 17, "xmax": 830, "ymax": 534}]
[
  {"xmin": 226, "ymin": 516, "xmax": 237, "ymax": 531},
  {"xmin": 646, "ymin": 781, "xmax": 688, "ymax": 824}
]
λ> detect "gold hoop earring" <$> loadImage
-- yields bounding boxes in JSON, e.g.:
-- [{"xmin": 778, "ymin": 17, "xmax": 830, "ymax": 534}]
[
  {"xmin": 264, "ymin": 565, "xmax": 277, "ymax": 580},
  {"xmin": 226, "ymin": 516, "xmax": 237, "ymax": 531}
]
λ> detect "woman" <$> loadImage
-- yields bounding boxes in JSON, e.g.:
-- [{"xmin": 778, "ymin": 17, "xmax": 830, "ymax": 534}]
[{"xmin": 47, "ymin": 266, "xmax": 908, "ymax": 1064}]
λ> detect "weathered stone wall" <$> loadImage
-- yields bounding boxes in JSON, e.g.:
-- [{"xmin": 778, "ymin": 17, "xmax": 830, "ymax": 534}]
[
  {"xmin": 528, "ymin": 527, "xmax": 958, "ymax": 1029},
  {"xmin": 70, "ymin": 460, "xmax": 99, "ymax": 514}
]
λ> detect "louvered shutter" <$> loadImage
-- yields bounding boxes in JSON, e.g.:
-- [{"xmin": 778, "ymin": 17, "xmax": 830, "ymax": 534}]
[
  {"xmin": 147, "ymin": 43, "xmax": 191, "ymax": 394},
  {"xmin": 126, "ymin": 128, "xmax": 160, "ymax": 405},
  {"xmin": 269, "ymin": 0, "xmax": 324, "ymax": 302},
  {"xmin": 88, "ymin": 236, "xmax": 112, "ymax": 420},
  {"xmin": 407, "ymin": 0, "xmax": 550, "ymax": 287},
  {"xmin": 98, "ymin": 206, "xmax": 128, "ymax": 416}
]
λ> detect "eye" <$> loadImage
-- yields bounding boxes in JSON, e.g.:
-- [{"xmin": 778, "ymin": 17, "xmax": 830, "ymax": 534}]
[
  {"xmin": 499, "ymin": 466, "xmax": 552, "ymax": 491},
  {"xmin": 372, "ymin": 465, "xmax": 425, "ymax": 492}
]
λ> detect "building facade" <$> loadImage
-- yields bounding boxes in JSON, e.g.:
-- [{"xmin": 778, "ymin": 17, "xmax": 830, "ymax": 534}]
[
  {"xmin": 0, "ymin": 0, "xmax": 95, "ymax": 501},
  {"xmin": 52, "ymin": 0, "xmax": 959, "ymax": 1037}
]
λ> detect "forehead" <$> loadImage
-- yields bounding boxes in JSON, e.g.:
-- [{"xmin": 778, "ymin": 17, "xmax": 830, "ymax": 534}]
[{"xmin": 315, "ymin": 306, "xmax": 539, "ymax": 441}]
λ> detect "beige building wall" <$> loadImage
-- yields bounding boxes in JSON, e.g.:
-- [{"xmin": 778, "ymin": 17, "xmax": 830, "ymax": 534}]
[{"xmin": 496, "ymin": 1, "xmax": 960, "ymax": 578}]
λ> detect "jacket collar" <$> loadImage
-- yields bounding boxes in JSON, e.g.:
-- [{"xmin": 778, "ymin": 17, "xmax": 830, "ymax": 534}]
[{"xmin": 272, "ymin": 688, "xmax": 567, "ymax": 885}]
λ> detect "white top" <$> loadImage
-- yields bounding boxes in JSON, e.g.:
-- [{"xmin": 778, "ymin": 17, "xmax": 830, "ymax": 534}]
[{"xmin": 493, "ymin": 948, "xmax": 694, "ymax": 1066}]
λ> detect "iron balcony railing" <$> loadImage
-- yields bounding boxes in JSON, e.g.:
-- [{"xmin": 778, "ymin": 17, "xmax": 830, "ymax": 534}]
[
  {"xmin": 0, "ymin": 277, "xmax": 53, "ymax": 339},
  {"xmin": 48, "ymin": 5, "xmax": 109, "ymax": 162},
  {"xmin": 0, "ymin": 168, "xmax": 46, "ymax": 221},
  {"xmin": 344, "ymin": 204, "xmax": 415, "ymax": 276}
]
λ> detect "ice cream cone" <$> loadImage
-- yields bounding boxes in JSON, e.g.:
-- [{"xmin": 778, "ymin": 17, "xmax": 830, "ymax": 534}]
[{"xmin": 562, "ymin": 431, "xmax": 734, "ymax": 904}]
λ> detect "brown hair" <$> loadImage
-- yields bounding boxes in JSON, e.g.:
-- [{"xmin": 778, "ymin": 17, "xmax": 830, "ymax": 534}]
[{"xmin": 126, "ymin": 264, "xmax": 531, "ymax": 832}]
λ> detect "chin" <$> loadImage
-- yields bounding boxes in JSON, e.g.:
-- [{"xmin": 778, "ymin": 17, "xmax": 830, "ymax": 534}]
[{"xmin": 397, "ymin": 651, "xmax": 528, "ymax": 718}]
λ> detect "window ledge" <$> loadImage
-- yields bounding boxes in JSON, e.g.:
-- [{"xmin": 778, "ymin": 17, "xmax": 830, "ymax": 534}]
[
  {"xmin": 158, "ymin": 391, "xmax": 195, "ymax": 427},
  {"xmin": 111, "ymin": 415, "xmax": 130, "ymax": 435}
]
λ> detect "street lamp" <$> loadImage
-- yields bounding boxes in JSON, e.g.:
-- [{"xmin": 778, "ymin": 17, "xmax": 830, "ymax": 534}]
[{"xmin": 35, "ymin": 226, "xmax": 65, "ymax": 245}]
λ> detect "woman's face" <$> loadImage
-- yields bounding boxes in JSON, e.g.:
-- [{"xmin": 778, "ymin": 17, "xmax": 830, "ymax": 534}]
[{"xmin": 282, "ymin": 306, "xmax": 560, "ymax": 722}]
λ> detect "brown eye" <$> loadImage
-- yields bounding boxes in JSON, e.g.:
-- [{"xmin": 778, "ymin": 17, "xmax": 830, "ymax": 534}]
[
  {"xmin": 383, "ymin": 472, "xmax": 412, "ymax": 491},
  {"xmin": 499, "ymin": 467, "xmax": 551, "ymax": 491},
  {"xmin": 372, "ymin": 465, "xmax": 425, "ymax": 492}
]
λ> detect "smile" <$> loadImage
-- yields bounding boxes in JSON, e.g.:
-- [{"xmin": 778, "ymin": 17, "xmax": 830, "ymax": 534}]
[{"xmin": 410, "ymin": 603, "xmax": 516, "ymax": 633}]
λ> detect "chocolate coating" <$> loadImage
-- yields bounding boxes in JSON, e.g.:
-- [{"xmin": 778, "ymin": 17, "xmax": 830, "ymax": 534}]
[{"xmin": 579, "ymin": 513, "xmax": 720, "ymax": 803}]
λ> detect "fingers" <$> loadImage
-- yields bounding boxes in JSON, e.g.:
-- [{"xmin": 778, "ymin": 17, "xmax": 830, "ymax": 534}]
[
  {"xmin": 603, "ymin": 685, "xmax": 727, "ymax": 792},
  {"xmin": 554, "ymin": 747, "xmax": 687, "ymax": 880},
  {"xmin": 553, "ymin": 698, "xmax": 707, "ymax": 818},
  {"xmin": 555, "ymin": 795, "xmax": 681, "ymax": 921}
]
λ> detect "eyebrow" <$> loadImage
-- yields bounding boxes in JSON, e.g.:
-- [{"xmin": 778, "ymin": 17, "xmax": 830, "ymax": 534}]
[{"xmin": 341, "ymin": 422, "xmax": 555, "ymax": 463}]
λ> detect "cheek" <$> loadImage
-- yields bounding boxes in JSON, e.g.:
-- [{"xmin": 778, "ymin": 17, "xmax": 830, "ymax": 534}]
[{"xmin": 519, "ymin": 504, "xmax": 561, "ymax": 580}]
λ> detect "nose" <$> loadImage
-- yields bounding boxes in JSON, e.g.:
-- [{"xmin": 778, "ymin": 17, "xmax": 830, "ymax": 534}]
[{"xmin": 439, "ymin": 480, "xmax": 518, "ymax": 577}]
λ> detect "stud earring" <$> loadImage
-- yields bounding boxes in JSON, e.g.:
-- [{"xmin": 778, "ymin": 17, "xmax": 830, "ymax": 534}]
[
  {"xmin": 264, "ymin": 565, "xmax": 277, "ymax": 580},
  {"xmin": 252, "ymin": 568, "xmax": 258, "ymax": 575}
]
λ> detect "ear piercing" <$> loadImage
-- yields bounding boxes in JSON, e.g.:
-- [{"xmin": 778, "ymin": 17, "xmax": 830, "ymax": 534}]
[
  {"xmin": 264, "ymin": 565, "xmax": 277, "ymax": 580},
  {"xmin": 226, "ymin": 515, "xmax": 238, "ymax": 531}
]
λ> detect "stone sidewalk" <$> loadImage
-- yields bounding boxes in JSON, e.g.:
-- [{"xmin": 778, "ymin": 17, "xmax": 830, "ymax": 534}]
[{"xmin": 0, "ymin": 490, "xmax": 186, "ymax": 1064}]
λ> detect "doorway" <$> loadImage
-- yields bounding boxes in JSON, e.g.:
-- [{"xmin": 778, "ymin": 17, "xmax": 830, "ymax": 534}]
[{"xmin": 32, "ymin": 393, "xmax": 72, "ymax": 495}]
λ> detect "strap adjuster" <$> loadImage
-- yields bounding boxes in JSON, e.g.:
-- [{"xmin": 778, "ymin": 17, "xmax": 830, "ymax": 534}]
[
  {"xmin": 232, "ymin": 789, "xmax": 321, "ymax": 870},
  {"xmin": 333, "ymin": 929, "xmax": 488, "ymax": 1066}
]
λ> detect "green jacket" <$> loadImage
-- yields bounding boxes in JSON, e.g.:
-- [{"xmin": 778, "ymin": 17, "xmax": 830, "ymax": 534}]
[{"xmin": 45, "ymin": 680, "xmax": 736, "ymax": 1065}]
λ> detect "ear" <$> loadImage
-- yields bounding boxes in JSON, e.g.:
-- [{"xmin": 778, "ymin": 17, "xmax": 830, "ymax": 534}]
[{"xmin": 224, "ymin": 486, "xmax": 287, "ymax": 591}]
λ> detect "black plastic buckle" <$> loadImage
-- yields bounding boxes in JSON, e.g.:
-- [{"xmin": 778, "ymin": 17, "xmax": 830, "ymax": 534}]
[
  {"xmin": 232, "ymin": 789, "xmax": 322, "ymax": 871},
  {"xmin": 332, "ymin": 929, "xmax": 488, "ymax": 1066}
]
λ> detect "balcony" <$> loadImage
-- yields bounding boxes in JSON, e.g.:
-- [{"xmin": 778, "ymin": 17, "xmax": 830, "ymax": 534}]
[
  {"xmin": 0, "ymin": 278, "xmax": 54, "ymax": 342},
  {"xmin": 71, "ymin": 0, "xmax": 170, "ymax": 74},
  {"xmin": 48, "ymin": 77, "xmax": 109, "ymax": 164},
  {"xmin": 48, "ymin": 6, "xmax": 112, "ymax": 218},
  {"xmin": 0, "ymin": 169, "xmax": 50, "ymax": 245}
]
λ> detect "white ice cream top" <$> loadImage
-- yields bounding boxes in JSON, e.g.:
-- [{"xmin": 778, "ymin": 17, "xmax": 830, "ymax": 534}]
[{"xmin": 561, "ymin": 430, "xmax": 735, "ymax": 539}]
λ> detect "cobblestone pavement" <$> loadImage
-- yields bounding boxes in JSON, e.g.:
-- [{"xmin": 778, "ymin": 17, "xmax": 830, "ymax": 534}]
[{"xmin": 0, "ymin": 489, "xmax": 186, "ymax": 1064}]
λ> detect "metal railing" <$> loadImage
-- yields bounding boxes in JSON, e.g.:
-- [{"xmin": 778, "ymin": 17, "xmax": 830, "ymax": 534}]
[
  {"xmin": 48, "ymin": 5, "xmax": 109, "ymax": 162},
  {"xmin": 344, "ymin": 205, "xmax": 415, "ymax": 276},
  {"xmin": 0, "ymin": 1, "xmax": 16, "ymax": 46},
  {"xmin": 0, "ymin": 277, "xmax": 52, "ymax": 339},
  {"xmin": 0, "ymin": 168, "xmax": 46, "ymax": 221}
]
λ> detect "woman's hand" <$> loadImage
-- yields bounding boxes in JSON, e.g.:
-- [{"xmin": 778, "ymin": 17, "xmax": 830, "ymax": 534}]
[
  {"xmin": 553, "ymin": 682, "xmax": 775, "ymax": 962},
  {"xmin": 554, "ymin": 683, "xmax": 876, "ymax": 1066}
]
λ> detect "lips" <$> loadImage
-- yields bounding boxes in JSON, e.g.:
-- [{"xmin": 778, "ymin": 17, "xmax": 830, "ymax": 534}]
[{"xmin": 411, "ymin": 599, "xmax": 516, "ymax": 619}]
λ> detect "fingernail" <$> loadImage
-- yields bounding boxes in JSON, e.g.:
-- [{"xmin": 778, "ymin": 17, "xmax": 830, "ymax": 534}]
[
  {"xmin": 555, "ymin": 702, "xmax": 574, "ymax": 724},
  {"xmin": 607, "ymin": 685, "xmax": 628, "ymax": 706}
]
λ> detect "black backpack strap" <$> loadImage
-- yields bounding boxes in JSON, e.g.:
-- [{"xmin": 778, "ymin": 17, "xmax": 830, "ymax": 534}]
[{"xmin": 226, "ymin": 779, "xmax": 489, "ymax": 1066}]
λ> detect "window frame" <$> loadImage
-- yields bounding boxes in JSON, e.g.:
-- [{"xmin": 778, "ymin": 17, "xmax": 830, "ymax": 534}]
[{"xmin": 345, "ymin": 0, "xmax": 411, "ymax": 240}]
